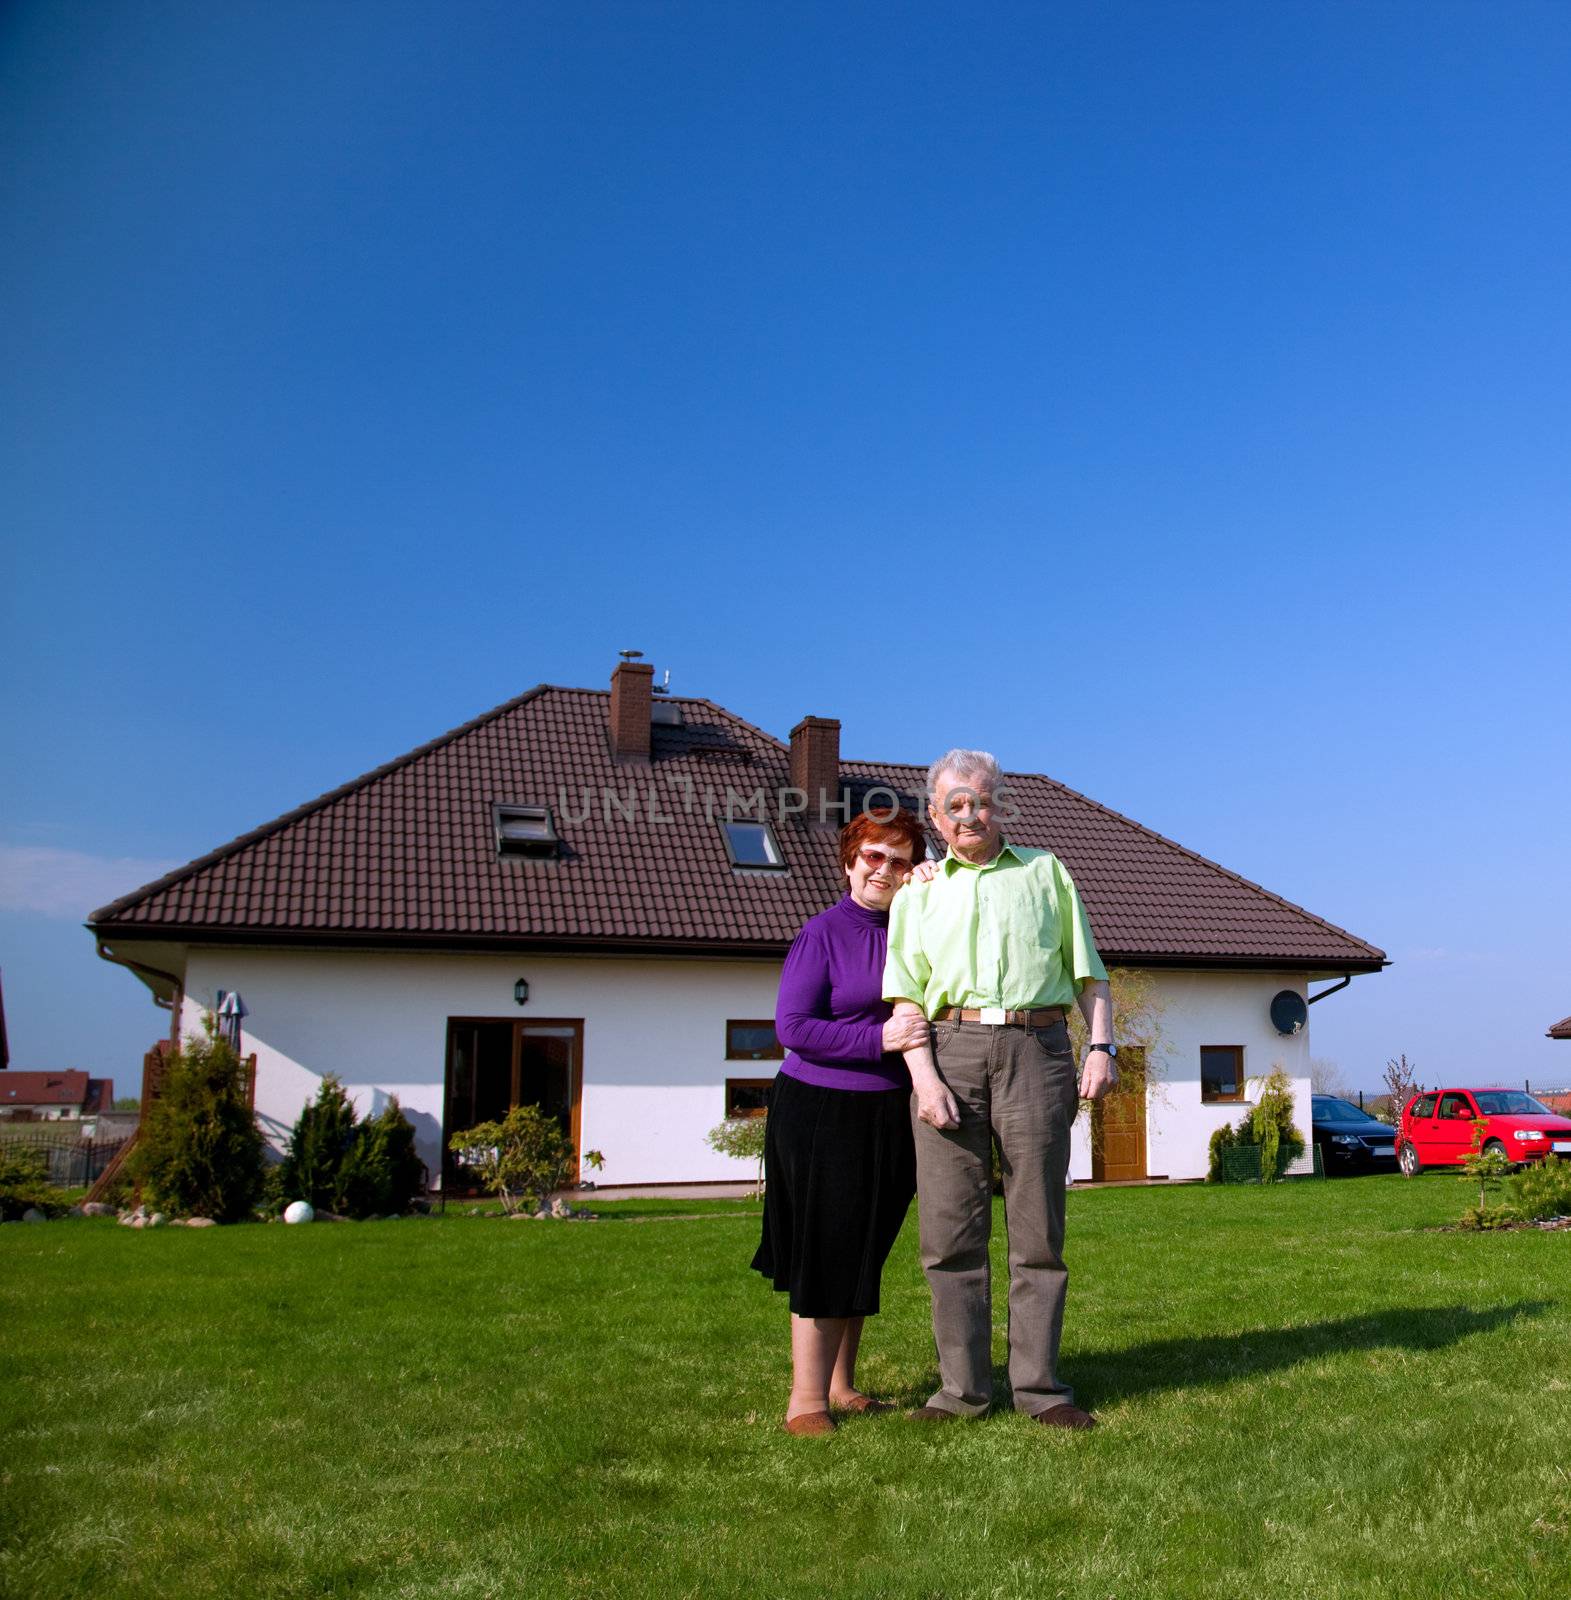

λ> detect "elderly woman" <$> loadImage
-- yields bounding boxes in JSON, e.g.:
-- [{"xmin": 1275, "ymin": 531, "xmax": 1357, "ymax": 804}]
[{"xmin": 751, "ymin": 809, "xmax": 930, "ymax": 1436}]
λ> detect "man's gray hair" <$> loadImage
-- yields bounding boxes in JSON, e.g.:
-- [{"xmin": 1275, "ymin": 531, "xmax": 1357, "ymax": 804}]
[{"xmin": 927, "ymin": 748, "xmax": 1003, "ymax": 797}]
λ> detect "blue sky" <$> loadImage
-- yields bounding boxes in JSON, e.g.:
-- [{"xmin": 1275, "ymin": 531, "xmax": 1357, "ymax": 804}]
[{"xmin": 3, "ymin": 1, "xmax": 1568, "ymax": 1096}]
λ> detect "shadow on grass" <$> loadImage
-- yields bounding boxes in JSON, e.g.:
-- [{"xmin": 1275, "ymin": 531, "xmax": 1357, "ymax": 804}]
[
  {"xmin": 1070, "ymin": 1300, "xmax": 1554, "ymax": 1407},
  {"xmin": 900, "ymin": 1301, "xmax": 1553, "ymax": 1413}
]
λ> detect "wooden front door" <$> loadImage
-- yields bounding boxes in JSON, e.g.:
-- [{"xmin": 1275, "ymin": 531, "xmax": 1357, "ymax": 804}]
[{"xmin": 1091, "ymin": 1052, "xmax": 1146, "ymax": 1182}]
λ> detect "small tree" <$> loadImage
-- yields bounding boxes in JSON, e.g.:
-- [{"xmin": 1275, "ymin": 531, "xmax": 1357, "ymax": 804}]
[
  {"xmin": 1243, "ymin": 1065, "xmax": 1306, "ymax": 1183},
  {"xmin": 707, "ymin": 1113, "xmax": 768, "ymax": 1197},
  {"xmin": 448, "ymin": 1105, "xmax": 602, "ymax": 1215},
  {"xmin": 1459, "ymin": 1116, "xmax": 1514, "ymax": 1220},
  {"xmin": 128, "ymin": 1015, "xmax": 265, "ymax": 1222},
  {"xmin": 1382, "ymin": 1054, "xmax": 1420, "ymax": 1124},
  {"xmin": 1310, "ymin": 1057, "xmax": 1351, "ymax": 1098},
  {"xmin": 1068, "ymin": 967, "xmax": 1169, "ymax": 1166}
]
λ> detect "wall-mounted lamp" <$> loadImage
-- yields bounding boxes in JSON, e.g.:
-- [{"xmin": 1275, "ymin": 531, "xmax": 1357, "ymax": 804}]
[{"xmin": 514, "ymin": 978, "xmax": 530, "ymax": 1007}]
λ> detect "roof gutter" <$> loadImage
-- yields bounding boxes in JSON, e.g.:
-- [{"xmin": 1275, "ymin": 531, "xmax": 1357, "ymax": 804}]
[
  {"xmin": 94, "ymin": 938, "xmax": 184, "ymax": 1050},
  {"xmin": 1307, "ymin": 974, "xmax": 1355, "ymax": 1005}
]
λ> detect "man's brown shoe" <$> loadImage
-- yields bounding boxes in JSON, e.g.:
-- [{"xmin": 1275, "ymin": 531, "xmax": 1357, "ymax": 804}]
[
  {"xmin": 1029, "ymin": 1404, "xmax": 1096, "ymax": 1431},
  {"xmin": 907, "ymin": 1405, "xmax": 963, "ymax": 1422},
  {"xmin": 783, "ymin": 1411, "xmax": 835, "ymax": 1437}
]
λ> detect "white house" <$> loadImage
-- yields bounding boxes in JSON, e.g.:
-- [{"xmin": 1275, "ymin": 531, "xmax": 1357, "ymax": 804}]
[{"xmin": 89, "ymin": 659, "xmax": 1386, "ymax": 1187}]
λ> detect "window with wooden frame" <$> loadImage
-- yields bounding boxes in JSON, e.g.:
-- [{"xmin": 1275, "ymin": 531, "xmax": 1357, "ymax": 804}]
[
  {"xmin": 725, "ymin": 1078, "xmax": 773, "ymax": 1118},
  {"xmin": 726, "ymin": 1020, "xmax": 783, "ymax": 1061},
  {"xmin": 1200, "ymin": 1045, "xmax": 1245, "ymax": 1103}
]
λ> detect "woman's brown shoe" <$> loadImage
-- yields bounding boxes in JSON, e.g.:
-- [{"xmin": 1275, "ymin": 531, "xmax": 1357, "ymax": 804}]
[
  {"xmin": 783, "ymin": 1411, "xmax": 836, "ymax": 1436},
  {"xmin": 832, "ymin": 1395, "xmax": 895, "ymax": 1414}
]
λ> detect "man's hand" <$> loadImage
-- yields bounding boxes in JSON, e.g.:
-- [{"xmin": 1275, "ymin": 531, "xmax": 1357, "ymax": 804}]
[
  {"xmin": 914, "ymin": 1076, "xmax": 961, "ymax": 1130},
  {"xmin": 880, "ymin": 1011, "xmax": 929, "ymax": 1053},
  {"xmin": 1078, "ymin": 1050, "xmax": 1119, "ymax": 1102}
]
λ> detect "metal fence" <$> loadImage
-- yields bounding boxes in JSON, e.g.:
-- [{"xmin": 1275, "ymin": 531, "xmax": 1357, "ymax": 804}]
[{"xmin": 0, "ymin": 1130, "xmax": 132, "ymax": 1187}]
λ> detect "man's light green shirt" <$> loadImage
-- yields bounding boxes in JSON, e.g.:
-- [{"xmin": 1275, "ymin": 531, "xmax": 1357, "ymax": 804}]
[{"xmin": 882, "ymin": 842, "xmax": 1108, "ymax": 1017}]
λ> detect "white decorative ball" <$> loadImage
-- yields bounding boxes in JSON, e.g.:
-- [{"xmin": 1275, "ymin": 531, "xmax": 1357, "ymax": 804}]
[{"xmin": 283, "ymin": 1201, "xmax": 315, "ymax": 1225}]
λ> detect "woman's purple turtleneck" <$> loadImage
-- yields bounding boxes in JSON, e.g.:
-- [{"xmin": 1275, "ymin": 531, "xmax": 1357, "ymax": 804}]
[{"xmin": 774, "ymin": 894, "xmax": 910, "ymax": 1093}]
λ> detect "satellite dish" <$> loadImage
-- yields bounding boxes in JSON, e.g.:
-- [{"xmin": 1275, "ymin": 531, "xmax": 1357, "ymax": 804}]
[{"xmin": 1270, "ymin": 990, "xmax": 1308, "ymax": 1036}]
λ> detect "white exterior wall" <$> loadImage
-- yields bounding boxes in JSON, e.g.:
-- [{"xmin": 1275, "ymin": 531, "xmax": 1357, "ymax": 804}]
[
  {"xmin": 178, "ymin": 951, "xmax": 1316, "ymax": 1189},
  {"xmin": 1073, "ymin": 969, "xmax": 1314, "ymax": 1184},
  {"xmin": 180, "ymin": 948, "xmax": 783, "ymax": 1187}
]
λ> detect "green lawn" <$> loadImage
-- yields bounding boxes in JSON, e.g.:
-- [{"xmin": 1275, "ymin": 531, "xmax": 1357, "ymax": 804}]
[{"xmin": 3, "ymin": 1177, "xmax": 1568, "ymax": 1600}]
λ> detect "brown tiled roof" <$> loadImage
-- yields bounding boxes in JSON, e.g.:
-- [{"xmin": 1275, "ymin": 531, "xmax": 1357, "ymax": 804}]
[
  {"xmin": 1548, "ymin": 1016, "xmax": 1571, "ymax": 1041},
  {"xmin": 2, "ymin": 1070, "xmax": 92, "ymax": 1108},
  {"xmin": 89, "ymin": 685, "xmax": 1385, "ymax": 970}
]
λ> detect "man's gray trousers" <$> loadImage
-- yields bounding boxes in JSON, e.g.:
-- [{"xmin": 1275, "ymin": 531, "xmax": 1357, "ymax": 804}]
[{"xmin": 911, "ymin": 1016, "xmax": 1080, "ymax": 1416}]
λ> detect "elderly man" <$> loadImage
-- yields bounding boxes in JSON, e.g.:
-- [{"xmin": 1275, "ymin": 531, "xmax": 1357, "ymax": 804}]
[{"xmin": 884, "ymin": 749, "xmax": 1116, "ymax": 1429}]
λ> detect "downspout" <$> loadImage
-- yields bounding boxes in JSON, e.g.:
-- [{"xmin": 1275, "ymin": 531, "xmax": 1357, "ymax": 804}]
[
  {"xmin": 1307, "ymin": 975, "xmax": 1353, "ymax": 1006},
  {"xmin": 93, "ymin": 939, "xmax": 185, "ymax": 1051}
]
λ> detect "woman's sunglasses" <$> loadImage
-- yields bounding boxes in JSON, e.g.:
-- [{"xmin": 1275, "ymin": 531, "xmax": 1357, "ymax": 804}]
[{"xmin": 856, "ymin": 847, "xmax": 914, "ymax": 878}]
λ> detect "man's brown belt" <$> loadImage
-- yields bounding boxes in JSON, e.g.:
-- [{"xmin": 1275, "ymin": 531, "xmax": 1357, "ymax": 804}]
[{"xmin": 932, "ymin": 1006, "xmax": 1067, "ymax": 1026}]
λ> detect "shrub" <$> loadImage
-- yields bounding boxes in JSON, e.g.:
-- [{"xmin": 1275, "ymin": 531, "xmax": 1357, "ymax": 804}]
[
  {"xmin": 128, "ymin": 1018, "xmax": 265, "ymax": 1222},
  {"xmin": 337, "ymin": 1099, "xmax": 428, "ymax": 1217},
  {"xmin": 706, "ymin": 1114, "xmax": 767, "ymax": 1197},
  {"xmin": 1458, "ymin": 1203, "xmax": 1517, "ymax": 1231},
  {"xmin": 448, "ymin": 1105, "xmax": 602, "ymax": 1215},
  {"xmin": 276, "ymin": 1079, "xmax": 428, "ymax": 1218},
  {"xmin": 0, "ymin": 1147, "xmax": 60, "ymax": 1220},
  {"xmin": 1207, "ymin": 1123, "xmax": 1237, "ymax": 1183},
  {"xmin": 1506, "ymin": 1154, "xmax": 1571, "ymax": 1222}
]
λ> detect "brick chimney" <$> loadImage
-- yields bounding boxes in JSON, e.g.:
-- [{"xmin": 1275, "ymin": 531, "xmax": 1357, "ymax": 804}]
[
  {"xmin": 789, "ymin": 716, "xmax": 842, "ymax": 820},
  {"xmin": 609, "ymin": 658, "xmax": 654, "ymax": 761}
]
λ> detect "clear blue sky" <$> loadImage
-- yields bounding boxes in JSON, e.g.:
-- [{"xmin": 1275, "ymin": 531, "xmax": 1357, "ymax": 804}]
[{"xmin": 3, "ymin": 1, "xmax": 1568, "ymax": 1096}]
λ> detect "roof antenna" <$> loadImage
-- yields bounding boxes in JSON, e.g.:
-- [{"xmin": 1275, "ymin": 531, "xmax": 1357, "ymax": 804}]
[{"xmin": 653, "ymin": 668, "xmax": 671, "ymax": 697}]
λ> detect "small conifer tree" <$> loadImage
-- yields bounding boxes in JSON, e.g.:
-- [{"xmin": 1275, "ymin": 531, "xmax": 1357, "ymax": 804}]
[
  {"xmin": 277, "ymin": 1075, "xmax": 360, "ymax": 1212},
  {"xmin": 128, "ymin": 1015, "xmax": 265, "ymax": 1221}
]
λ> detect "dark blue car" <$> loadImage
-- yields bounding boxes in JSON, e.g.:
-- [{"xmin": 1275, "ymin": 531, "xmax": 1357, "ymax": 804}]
[{"xmin": 1311, "ymin": 1095, "xmax": 1398, "ymax": 1174}]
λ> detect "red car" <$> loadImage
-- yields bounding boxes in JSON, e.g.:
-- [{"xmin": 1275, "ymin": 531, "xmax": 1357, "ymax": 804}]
[{"xmin": 1397, "ymin": 1088, "xmax": 1571, "ymax": 1176}]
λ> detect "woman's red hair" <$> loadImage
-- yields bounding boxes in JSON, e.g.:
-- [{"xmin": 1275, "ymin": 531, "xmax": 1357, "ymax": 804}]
[{"xmin": 839, "ymin": 809, "xmax": 927, "ymax": 873}]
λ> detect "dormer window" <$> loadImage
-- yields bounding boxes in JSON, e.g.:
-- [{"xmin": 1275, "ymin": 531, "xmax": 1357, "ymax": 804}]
[
  {"xmin": 494, "ymin": 804, "xmax": 559, "ymax": 858},
  {"xmin": 721, "ymin": 819, "xmax": 786, "ymax": 871}
]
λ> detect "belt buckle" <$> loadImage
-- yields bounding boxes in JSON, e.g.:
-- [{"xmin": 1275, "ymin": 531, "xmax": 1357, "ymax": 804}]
[{"xmin": 978, "ymin": 1006, "xmax": 1007, "ymax": 1026}]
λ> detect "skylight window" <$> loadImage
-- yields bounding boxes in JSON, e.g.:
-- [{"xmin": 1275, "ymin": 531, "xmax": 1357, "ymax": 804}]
[
  {"xmin": 720, "ymin": 819, "xmax": 786, "ymax": 871},
  {"xmin": 494, "ymin": 804, "xmax": 559, "ymax": 858}
]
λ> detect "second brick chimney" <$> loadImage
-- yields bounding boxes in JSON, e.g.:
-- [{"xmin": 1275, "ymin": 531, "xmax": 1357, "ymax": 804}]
[
  {"xmin": 789, "ymin": 716, "xmax": 842, "ymax": 820},
  {"xmin": 609, "ymin": 658, "xmax": 654, "ymax": 762}
]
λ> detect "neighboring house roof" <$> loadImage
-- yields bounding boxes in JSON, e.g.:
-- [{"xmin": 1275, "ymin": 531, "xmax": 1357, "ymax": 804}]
[
  {"xmin": 2, "ymin": 1070, "xmax": 92, "ymax": 1109},
  {"xmin": 88, "ymin": 684, "xmax": 1386, "ymax": 970},
  {"xmin": 1548, "ymin": 1015, "xmax": 1571, "ymax": 1040}
]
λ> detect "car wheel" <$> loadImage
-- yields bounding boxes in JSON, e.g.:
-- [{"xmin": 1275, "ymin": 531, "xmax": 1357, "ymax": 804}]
[
  {"xmin": 1483, "ymin": 1138, "xmax": 1512, "ymax": 1169},
  {"xmin": 1399, "ymin": 1142, "xmax": 1421, "ymax": 1178}
]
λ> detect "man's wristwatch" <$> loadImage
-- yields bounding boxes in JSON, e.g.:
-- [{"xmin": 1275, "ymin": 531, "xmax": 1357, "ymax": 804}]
[{"xmin": 1086, "ymin": 1043, "xmax": 1118, "ymax": 1058}]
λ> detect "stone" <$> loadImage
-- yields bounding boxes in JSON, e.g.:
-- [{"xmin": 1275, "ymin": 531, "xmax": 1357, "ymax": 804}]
[
  {"xmin": 549, "ymin": 1198, "xmax": 572, "ymax": 1218},
  {"xmin": 187, "ymin": 1217, "xmax": 217, "ymax": 1228},
  {"xmin": 148, "ymin": 1213, "xmax": 167, "ymax": 1228},
  {"xmin": 83, "ymin": 1202, "xmax": 116, "ymax": 1218},
  {"xmin": 22, "ymin": 1208, "xmax": 47, "ymax": 1224}
]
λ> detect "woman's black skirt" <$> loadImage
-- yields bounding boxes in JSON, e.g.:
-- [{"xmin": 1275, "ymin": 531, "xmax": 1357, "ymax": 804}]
[{"xmin": 750, "ymin": 1071, "xmax": 916, "ymax": 1318}]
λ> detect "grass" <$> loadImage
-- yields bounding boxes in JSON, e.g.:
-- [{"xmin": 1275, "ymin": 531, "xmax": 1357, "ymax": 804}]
[{"xmin": 3, "ymin": 1176, "xmax": 1569, "ymax": 1599}]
